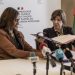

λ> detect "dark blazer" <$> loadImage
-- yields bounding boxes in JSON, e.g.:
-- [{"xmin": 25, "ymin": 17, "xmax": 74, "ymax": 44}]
[{"xmin": 43, "ymin": 26, "xmax": 75, "ymax": 51}]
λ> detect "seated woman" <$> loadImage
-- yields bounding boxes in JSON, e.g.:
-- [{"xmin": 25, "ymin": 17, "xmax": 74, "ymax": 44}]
[
  {"xmin": 43, "ymin": 9, "xmax": 75, "ymax": 51},
  {"xmin": 0, "ymin": 7, "xmax": 43, "ymax": 59},
  {"xmin": 43, "ymin": 9, "xmax": 75, "ymax": 73}
]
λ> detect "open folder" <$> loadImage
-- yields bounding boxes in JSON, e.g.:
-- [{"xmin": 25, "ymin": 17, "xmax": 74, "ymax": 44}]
[
  {"xmin": 52, "ymin": 34, "xmax": 75, "ymax": 44},
  {"xmin": 31, "ymin": 34, "xmax": 75, "ymax": 44}
]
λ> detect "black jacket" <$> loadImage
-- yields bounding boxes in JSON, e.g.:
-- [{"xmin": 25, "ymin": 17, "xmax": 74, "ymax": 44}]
[{"xmin": 43, "ymin": 26, "xmax": 75, "ymax": 51}]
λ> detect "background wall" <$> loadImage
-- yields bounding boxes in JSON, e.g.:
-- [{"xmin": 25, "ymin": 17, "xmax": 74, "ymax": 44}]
[
  {"xmin": 61, "ymin": 0, "xmax": 75, "ymax": 27},
  {"xmin": 47, "ymin": 0, "xmax": 61, "ymax": 28},
  {"xmin": 0, "ymin": 0, "xmax": 61, "ymax": 48}
]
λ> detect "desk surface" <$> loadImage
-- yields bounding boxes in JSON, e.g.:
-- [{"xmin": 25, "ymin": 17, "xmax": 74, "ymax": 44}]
[{"xmin": 0, "ymin": 59, "xmax": 74, "ymax": 75}]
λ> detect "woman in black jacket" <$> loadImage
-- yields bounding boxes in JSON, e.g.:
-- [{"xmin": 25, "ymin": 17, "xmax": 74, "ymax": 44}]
[{"xmin": 43, "ymin": 9, "xmax": 75, "ymax": 51}]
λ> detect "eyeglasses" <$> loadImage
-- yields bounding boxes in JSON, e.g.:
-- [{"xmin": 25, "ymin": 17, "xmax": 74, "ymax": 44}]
[{"xmin": 15, "ymin": 18, "xmax": 19, "ymax": 22}]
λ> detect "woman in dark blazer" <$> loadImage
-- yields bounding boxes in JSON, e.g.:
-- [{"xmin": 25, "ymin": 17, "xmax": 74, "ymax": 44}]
[
  {"xmin": 43, "ymin": 9, "xmax": 75, "ymax": 73},
  {"xmin": 43, "ymin": 9, "xmax": 75, "ymax": 51}
]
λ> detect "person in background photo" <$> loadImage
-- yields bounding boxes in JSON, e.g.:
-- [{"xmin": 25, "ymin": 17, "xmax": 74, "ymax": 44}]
[
  {"xmin": 43, "ymin": 9, "xmax": 75, "ymax": 51},
  {"xmin": 0, "ymin": 7, "xmax": 43, "ymax": 59}
]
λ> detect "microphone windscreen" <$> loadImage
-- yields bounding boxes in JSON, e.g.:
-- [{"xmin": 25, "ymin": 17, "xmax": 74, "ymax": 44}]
[
  {"xmin": 55, "ymin": 48, "xmax": 64, "ymax": 62},
  {"xmin": 65, "ymin": 50, "xmax": 73, "ymax": 59},
  {"xmin": 29, "ymin": 52, "xmax": 39, "ymax": 62},
  {"xmin": 39, "ymin": 43, "xmax": 47, "ymax": 49},
  {"xmin": 41, "ymin": 46, "xmax": 52, "ymax": 57}
]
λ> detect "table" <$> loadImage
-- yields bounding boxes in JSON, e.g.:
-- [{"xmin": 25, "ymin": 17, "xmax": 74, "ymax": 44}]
[{"xmin": 0, "ymin": 59, "xmax": 74, "ymax": 75}]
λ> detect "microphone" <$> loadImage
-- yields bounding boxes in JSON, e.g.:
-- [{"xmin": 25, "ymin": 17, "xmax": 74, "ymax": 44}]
[
  {"xmin": 40, "ymin": 43, "xmax": 56, "ymax": 67},
  {"xmin": 29, "ymin": 52, "xmax": 39, "ymax": 62},
  {"xmin": 30, "ymin": 32, "xmax": 44, "ymax": 38},
  {"xmin": 29, "ymin": 52, "xmax": 39, "ymax": 75},
  {"xmin": 64, "ymin": 48, "xmax": 73, "ymax": 60},
  {"xmin": 55, "ymin": 48, "xmax": 65, "ymax": 75},
  {"xmin": 40, "ymin": 45, "xmax": 52, "ymax": 57},
  {"xmin": 64, "ymin": 48, "xmax": 75, "ymax": 66},
  {"xmin": 30, "ymin": 33, "xmax": 52, "ymax": 41},
  {"xmin": 55, "ymin": 48, "xmax": 64, "ymax": 62}
]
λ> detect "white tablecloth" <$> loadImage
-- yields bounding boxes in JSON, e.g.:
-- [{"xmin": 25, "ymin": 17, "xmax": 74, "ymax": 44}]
[{"xmin": 0, "ymin": 59, "xmax": 74, "ymax": 75}]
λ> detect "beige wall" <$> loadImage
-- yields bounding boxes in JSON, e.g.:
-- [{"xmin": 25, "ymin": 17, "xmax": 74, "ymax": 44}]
[
  {"xmin": 61, "ymin": 0, "xmax": 75, "ymax": 27},
  {"xmin": 47, "ymin": 0, "xmax": 61, "ymax": 28}
]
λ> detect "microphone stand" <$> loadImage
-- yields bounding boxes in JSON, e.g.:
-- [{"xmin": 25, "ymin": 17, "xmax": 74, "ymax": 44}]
[
  {"xmin": 71, "ymin": 62, "xmax": 73, "ymax": 75},
  {"xmin": 33, "ymin": 62, "xmax": 36, "ymax": 75},
  {"xmin": 55, "ymin": 44, "xmax": 65, "ymax": 75},
  {"xmin": 57, "ymin": 44, "xmax": 65, "ymax": 75},
  {"xmin": 70, "ymin": 58, "xmax": 75, "ymax": 75},
  {"xmin": 46, "ymin": 52, "xmax": 49, "ymax": 75},
  {"xmin": 60, "ymin": 62, "xmax": 65, "ymax": 75}
]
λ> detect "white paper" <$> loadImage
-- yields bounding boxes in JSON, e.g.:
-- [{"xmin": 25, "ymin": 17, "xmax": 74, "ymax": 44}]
[{"xmin": 52, "ymin": 34, "xmax": 75, "ymax": 44}]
